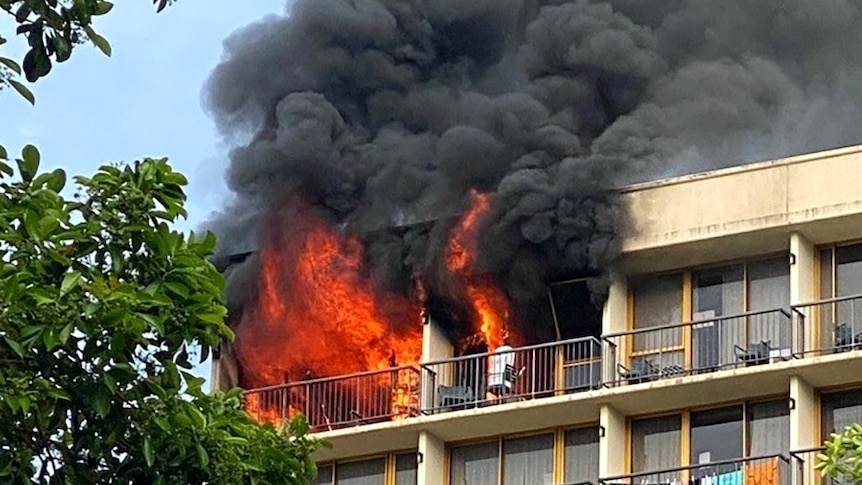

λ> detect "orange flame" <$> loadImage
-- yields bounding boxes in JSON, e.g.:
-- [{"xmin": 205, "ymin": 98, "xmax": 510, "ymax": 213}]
[
  {"xmin": 446, "ymin": 190, "xmax": 512, "ymax": 350},
  {"xmin": 236, "ymin": 196, "xmax": 423, "ymax": 391}
]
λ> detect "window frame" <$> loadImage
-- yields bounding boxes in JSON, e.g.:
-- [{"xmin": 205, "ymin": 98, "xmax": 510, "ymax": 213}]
[
  {"xmin": 627, "ymin": 396, "xmax": 791, "ymax": 475},
  {"xmin": 627, "ymin": 253, "xmax": 791, "ymax": 371},
  {"xmin": 446, "ymin": 425, "xmax": 600, "ymax": 485},
  {"xmin": 316, "ymin": 450, "xmax": 419, "ymax": 485}
]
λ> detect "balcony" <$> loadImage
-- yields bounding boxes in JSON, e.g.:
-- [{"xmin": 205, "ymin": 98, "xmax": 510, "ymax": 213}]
[
  {"xmin": 243, "ymin": 366, "xmax": 421, "ymax": 432},
  {"xmin": 600, "ymin": 455, "xmax": 790, "ymax": 485},
  {"xmin": 604, "ymin": 308, "xmax": 795, "ymax": 385},
  {"xmin": 792, "ymin": 294, "xmax": 862, "ymax": 357},
  {"xmin": 420, "ymin": 336, "xmax": 602, "ymax": 414}
]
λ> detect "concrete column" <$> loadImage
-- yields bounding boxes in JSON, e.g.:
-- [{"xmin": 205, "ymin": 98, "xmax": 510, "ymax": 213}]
[
  {"xmin": 604, "ymin": 270, "xmax": 629, "ymax": 335},
  {"xmin": 603, "ymin": 271, "xmax": 628, "ymax": 384},
  {"xmin": 791, "ymin": 232, "xmax": 816, "ymax": 354},
  {"xmin": 418, "ymin": 430, "xmax": 446, "ymax": 485},
  {"xmin": 210, "ymin": 342, "xmax": 239, "ymax": 392},
  {"xmin": 422, "ymin": 315, "xmax": 453, "ymax": 364},
  {"xmin": 600, "ymin": 404, "xmax": 627, "ymax": 479},
  {"xmin": 790, "ymin": 375, "xmax": 818, "ymax": 485}
]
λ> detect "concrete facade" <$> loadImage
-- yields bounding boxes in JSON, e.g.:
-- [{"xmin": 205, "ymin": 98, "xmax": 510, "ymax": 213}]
[{"xmin": 216, "ymin": 146, "xmax": 862, "ymax": 484}]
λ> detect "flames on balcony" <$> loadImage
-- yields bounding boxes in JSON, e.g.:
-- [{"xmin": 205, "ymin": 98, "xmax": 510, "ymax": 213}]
[{"xmin": 235, "ymin": 191, "xmax": 513, "ymax": 425}]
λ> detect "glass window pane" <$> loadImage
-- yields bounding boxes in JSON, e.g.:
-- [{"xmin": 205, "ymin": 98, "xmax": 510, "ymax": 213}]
[
  {"xmin": 314, "ymin": 465, "xmax": 333, "ymax": 485},
  {"xmin": 821, "ymin": 249, "xmax": 834, "ymax": 300},
  {"xmin": 395, "ymin": 453, "xmax": 418, "ymax": 485},
  {"xmin": 748, "ymin": 400, "xmax": 790, "ymax": 456},
  {"xmin": 564, "ymin": 427, "xmax": 599, "ymax": 485},
  {"xmin": 502, "ymin": 434, "xmax": 554, "ymax": 485},
  {"xmin": 631, "ymin": 415, "xmax": 681, "ymax": 473},
  {"xmin": 335, "ymin": 458, "xmax": 386, "ymax": 485},
  {"xmin": 450, "ymin": 442, "xmax": 499, "ymax": 485},
  {"xmin": 748, "ymin": 257, "xmax": 792, "ymax": 351},
  {"xmin": 821, "ymin": 389, "xmax": 862, "ymax": 440},
  {"xmin": 835, "ymin": 245, "xmax": 862, "ymax": 342},
  {"xmin": 633, "ymin": 274, "xmax": 683, "ymax": 351},
  {"xmin": 748, "ymin": 257, "xmax": 790, "ymax": 311},
  {"xmin": 691, "ymin": 406, "xmax": 743, "ymax": 464},
  {"xmin": 694, "ymin": 265, "xmax": 744, "ymax": 318},
  {"xmin": 693, "ymin": 266, "xmax": 744, "ymax": 371}
]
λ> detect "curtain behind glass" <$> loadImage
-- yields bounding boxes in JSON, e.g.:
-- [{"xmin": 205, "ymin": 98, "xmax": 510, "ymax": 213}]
[
  {"xmin": 820, "ymin": 249, "xmax": 835, "ymax": 350},
  {"xmin": 821, "ymin": 390, "xmax": 862, "ymax": 439},
  {"xmin": 336, "ymin": 458, "xmax": 386, "ymax": 485},
  {"xmin": 693, "ymin": 265, "xmax": 744, "ymax": 368},
  {"xmin": 564, "ymin": 427, "xmax": 599, "ymax": 485},
  {"xmin": 313, "ymin": 465, "xmax": 334, "ymax": 485},
  {"xmin": 633, "ymin": 274, "xmax": 683, "ymax": 351},
  {"xmin": 395, "ymin": 453, "xmax": 418, "ymax": 485},
  {"xmin": 748, "ymin": 257, "xmax": 791, "ymax": 351},
  {"xmin": 747, "ymin": 400, "xmax": 790, "ymax": 456},
  {"xmin": 502, "ymin": 434, "xmax": 554, "ymax": 485},
  {"xmin": 836, "ymin": 245, "xmax": 862, "ymax": 345},
  {"xmin": 631, "ymin": 415, "xmax": 681, "ymax": 473},
  {"xmin": 450, "ymin": 442, "xmax": 499, "ymax": 485}
]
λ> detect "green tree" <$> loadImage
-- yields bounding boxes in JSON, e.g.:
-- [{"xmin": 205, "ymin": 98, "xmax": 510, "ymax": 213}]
[
  {"xmin": 0, "ymin": 148, "xmax": 321, "ymax": 483},
  {"xmin": 1, "ymin": 0, "xmax": 174, "ymax": 103},
  {"xmin": 817, "ymin": 424, "xmax": 862, "ymax": 484}
]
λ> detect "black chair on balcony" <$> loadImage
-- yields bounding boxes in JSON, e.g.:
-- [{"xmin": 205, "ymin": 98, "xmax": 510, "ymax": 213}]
[
  {"xmin": 617, "ymin": 357, "xmax": 659, "ymax": 385},
  {"xmin": 437, "ymin": 384, "xmax": 475, "ymax": 410},
  {"xmin": 835, "ymin": 323, "xmax": 862, "ymax": 351},
  {"xmin": 734, "ymin": 340, "xmax": 770, "ymax": 366}
]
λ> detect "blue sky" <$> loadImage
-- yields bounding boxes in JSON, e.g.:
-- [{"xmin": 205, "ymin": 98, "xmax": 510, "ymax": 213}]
[{"xmin": 1, "ymin": 0, "xmax": 286, "ymax": 381}]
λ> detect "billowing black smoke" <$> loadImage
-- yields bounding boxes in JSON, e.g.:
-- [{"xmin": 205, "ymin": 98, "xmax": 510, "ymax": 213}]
[{"xmin": 205, "ymin": 0, "xmax": 862, "ymax": 341}]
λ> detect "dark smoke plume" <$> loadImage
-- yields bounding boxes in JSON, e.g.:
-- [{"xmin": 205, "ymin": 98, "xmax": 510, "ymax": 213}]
[{"xmin": 205, "ymin": 0, "xmax": 862, "ymax": 341}]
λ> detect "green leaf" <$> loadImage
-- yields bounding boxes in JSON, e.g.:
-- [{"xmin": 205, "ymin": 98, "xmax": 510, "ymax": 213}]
[
  {"xmin": 85, "ymin": 27, "xmax": 112, "ymax": 57},
  {"xmin": 60, "ymin": 271, "xmax": 82, "ymax": 296},
  {"xmin": 95, "ymin": 1, "xmax": 114, "ymax": 15},
  {"xmin": 0, "ymin": 56, "xmax": 21, "ymax": 74},
  {"xmin": 196, "ymin": 443, "xmax": 209, "ymax": 468},
  {"xmin": 46, "ymin": 168, "xmax": 66, "ymax": 192},
  {"xmin": 18, "ymin": 144, "xmax": 40, "ymax": 181},
  {"xmin": 143, "ymin": 437, "xmax": 154, "ymax": 467},
  {"xmin": 0, "ymin": 144, "xmax": 7, "ymax": 159},
  {"xmin": 0, "ymin": 162, "xmax": 13, "ymax": 177},
  {"xmin": 4, "ymin": 337, "xmax": 24, "ymax": 358},
  {"xmin": 58, "ymin": 323, "xmax": 73, "ymax": 345},
  {"xmin": 9, "ymin": 80, "xmax": 35, "ymax": 105}
]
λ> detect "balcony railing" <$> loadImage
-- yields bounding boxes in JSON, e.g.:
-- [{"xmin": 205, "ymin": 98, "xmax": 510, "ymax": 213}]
[
  {"xmin": 420, "ymin": 336, "xmax": 602, "ymax": 414},
  {"xmin": 792, "ymin": 294, "xmax": 862, "ymax": 357},
  {"xmin": 243, "ymin": 365, "xmax": 421, "ymax": 432},
  {"xmin": 603, "ymin": 308, "xmax": 794, "ymax": 386},
  {"xmin": 599, "ymin": 454, "xmax": 790, "ymax": 485}
]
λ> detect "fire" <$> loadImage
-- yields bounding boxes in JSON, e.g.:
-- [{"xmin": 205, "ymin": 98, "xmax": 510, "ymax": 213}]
[
  {"xmin": 236, "ymin": 195, "xmax": 422, "ymax": 401},
  {"xmin": 446, "ymin": 190, "xmax": 512, "ymax": 350}
]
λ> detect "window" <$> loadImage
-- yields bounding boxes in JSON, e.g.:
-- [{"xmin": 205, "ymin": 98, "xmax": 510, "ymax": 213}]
[
  {"xmin": 631, "ymin": 415, "xmax": 682, "ymax": 473},
  {"xmin": 395, "ymin": 454, "xmax": 418, "ymax": 485},
  {"xmin": 451, "ymin": 442, "xmax": 499, "ymax": 485},
  {"xmin": 821, "ymin": 389, "xmax": 862, "ymax": 440},
  {"xmin": 336, "ymin": 459, "xmax": 385, "ymax": 485},
  {"xmin": 747, "ymin": 400, "xmax": 790, "ymax": 456},
  {"xmin": 502, "ymin": 435, "xmax": 554, "ymax": 485},
  {"xmin": 317, "ymin": 453, "xmax": 417, "ymax": 485},
  {"xmin": 629, "ymin": 256, "xmax": 790, "ymax": 375},
  {"xmin": 564, "ymin": 428, "xmax": 599, "ymax": 485},
  {"xmin": 449, "ymin": 428, "xmax": 599, "ymax": 485},
  {"xmin": 819, "ymin": 244, "xmax": 862, "ymax": 351},
  {"xmin": 631, "ymin": 400, "xmax": 789, "ymax": 473}
]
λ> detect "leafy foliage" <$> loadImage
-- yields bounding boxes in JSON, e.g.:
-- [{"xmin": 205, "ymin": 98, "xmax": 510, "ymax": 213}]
[
  {"xmin": 817, "ymin": 424, "xmax": 862, "ymax": 485},
  {"xmin": 0, "ymin": 0, "xmax": 176, "ymax": 103},
  {"xmin": 0, "ymin": 144, "xmax": 321, "ymax": 483}
]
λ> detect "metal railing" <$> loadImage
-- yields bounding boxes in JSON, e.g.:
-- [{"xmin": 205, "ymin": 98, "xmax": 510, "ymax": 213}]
[
  {"xmin": 243, "ymin": 365, "xmax": 421, "ymax": 432},
  {"xmin": 599, "ymin": 454, "xmax": 790, "ymax": 485},
  {"xmin": 792, "ymin": 293, "xmax": 862, "ymax": 357},
  {"xmin": 603, "ymin": 308, "xmax": 794, "ymax": 386},
  {"xmin": 420, "ymin": 336, "xmax": 602, "ymax": 414}
]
